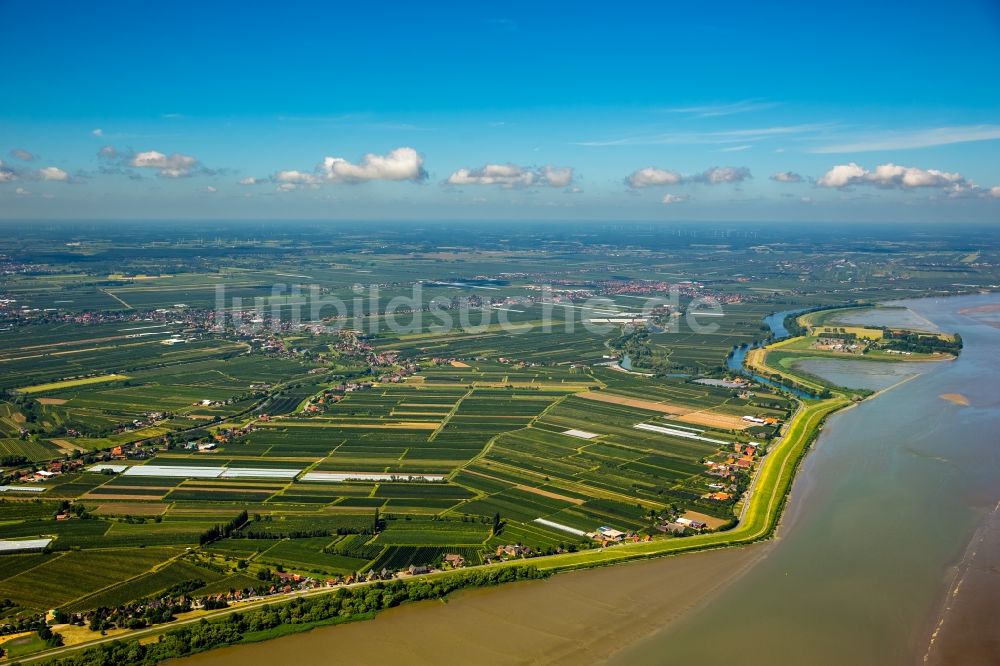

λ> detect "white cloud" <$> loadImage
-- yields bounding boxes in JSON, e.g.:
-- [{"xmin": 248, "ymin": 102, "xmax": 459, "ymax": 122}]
[
  {"xmin": 627, "ymin": 167, "xmax": 682, "ymax": 188},
  {"xmin": 130, "ymin": 150, "xmax": 199, "ymax": 178},
  {"xmin": 870, "ymin": 164, "xmax": 964, "ymax": 188},
  {"xmin": 38, "ymin": 167, "xmax": 69, "ymax": 181},
  {"xmin": 989, "ymin": 186, "xmax": 1000, "ymax": 199},
  {"xmin": 203, "ymin": 186, "xmax": 218, "ymax": 193},
  {"xmin": 447, "ymin": 163, "xmax": 574, "ymax": 188},
  {"xmin": 238, "ymin": 177, "xmax": 261, "ymax": 186},
  {"xmin": 320, "ymin": 146, "xmax": 425, "ymax": 183},
  {"xmin": 696, "ymin": 166, "xmax": 751, "ymax": 184},
  {"xmin": 0, "ymin": 160, "xmax": 15, "ymax": 182},
  {"xmin": 661, "ymin": 194, "xmax": 688, "ymax": 205},
  {"xmin": 15, "ymin": 187, "xmax": 29, "ymax": 195},
  {"xmin": 92, "ymin": 128, "xmax": 104, "ymax": 137},
  {"xmin": 447, "ymin": 164, "xmax": 532, "ymax": 187},
  {"xmin": 626, "ymin": 166, "xmax": 750, "ymax": 188},
  {"xmin": 541, "ymin": 165, "xmax": 574, "ymax": 188},
  {"xmin": 270, "ymin": 147, "xmax": 425, "ymax": 189},
  {"xmin": 818, "ymin": 162, "xmax": 967, "ymax": 189},
  {"xmin": 10, "ymin": 149, "xmax": 35, "ymax": 162},
  {"xmin": 817, "ymin": 162, "xmax": 868, "ymax": 188},
  {"xmin": 274, "ymin": 170, "xmax": 321, "ymax": 186},
  {"xmin": 812, "ymin": 125, "xmax": 1000, "ymax": 153},
  {"xmin": 770, "ymin": 171, "xmax": 803, "ymax": 183}
]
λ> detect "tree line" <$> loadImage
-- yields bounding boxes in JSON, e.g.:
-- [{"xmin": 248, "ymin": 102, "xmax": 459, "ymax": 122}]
[
  {"xmin": 42, "ymin": 566, "xmax": 548, "ymax": 666},
  {"xmin": 198, "ymin": 510, "xmax": 249, "ymax": 546}
]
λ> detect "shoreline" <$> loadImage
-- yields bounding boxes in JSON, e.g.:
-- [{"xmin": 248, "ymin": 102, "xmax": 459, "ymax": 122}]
[
  {"xmin": 18, "ymin": 390, "xmax": 846, "ymax": 666},
  {"xmin": 22, "ymin": 302, "xmax": 967, "ymax": 665},
  {"xmin": 604, "ymin": 295, "xmax": 987, "ymax": 666},
  {"xmin": 172, "ymin": 544, "xmax": 773, "ymax": 666},
  {"xmin": 590, "ymin": 545, "xmax": 771, "ymax": 665},
  {"xmin": 921, "ymin": 499, "xmax": 1000, "ymax": 664},
  {"xmin": 891, "ymin": 293, "xmax": 1000, "ymax": 665}
]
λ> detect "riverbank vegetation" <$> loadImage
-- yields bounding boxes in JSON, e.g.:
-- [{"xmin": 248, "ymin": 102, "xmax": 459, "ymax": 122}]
[{"xmin": 36, "ymin": 566, "xmax": 547, "ymax": 666}]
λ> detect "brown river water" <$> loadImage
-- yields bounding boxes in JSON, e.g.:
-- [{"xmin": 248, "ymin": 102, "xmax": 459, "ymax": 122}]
[{"xmin": 177, "ymin": 293, "xmax": 1000, "ymax": 666}]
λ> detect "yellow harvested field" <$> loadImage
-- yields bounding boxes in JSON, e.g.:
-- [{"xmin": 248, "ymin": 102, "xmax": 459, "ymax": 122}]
[
  {"xmin": 36, "ymin": 397, "xmax": 68, "ymax": 405},
  {"xmin": 578, "ymin": 391, "xmax": 685, "ymax": 414},
  {"xmin": 514, "ymin": 484, "xmax": 584, "ymax": 505},
  {"xmin": 745, "ymin": 347, "xmax": 767, "ymax": 366},
  {"xmin": 52, "ymin": 623, "xmax": 132, "ymax": 646},
  {"xmin": 816, "ymin": 326, "xmax": 883, "ymax": 339},
  {"xmin": 675, "ymin": 411, "xmax": 749, "ymax": 430},
  {"xmin": 449, "ymin": 360, "xmax": 470, "ymax": 367},
  {"xmin": 681, "ymin": 510, "xmax": 730, "ymax": 530},
  {"xmin": 17, "ymin": 374, "xmax": 129, "ymax": 394},
  {"xmin": 579, "ymin": 391, "xmax": 749, "ymax": 430},
  {"xmin": 49, "ymin": 439, "xmax": 81, "ymax": 454},
  {"xmin": 0, "ymin": 632, "xmax": 35, "ymax": 649}
]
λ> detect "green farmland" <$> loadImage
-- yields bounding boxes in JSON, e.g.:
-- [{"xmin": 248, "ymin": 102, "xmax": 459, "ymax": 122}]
[{"xmin": 0, "ymin": 222, "xmax": 992, "ymax": 661}]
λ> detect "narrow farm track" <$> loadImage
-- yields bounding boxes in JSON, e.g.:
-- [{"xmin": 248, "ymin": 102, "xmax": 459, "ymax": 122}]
[
  {"xmin": 425, "ymin": 388, "xmax": 472, "ymax": 442},
  {"xmin": 98, "ymin": 288, "xmax": 133, "ymax": 310}
]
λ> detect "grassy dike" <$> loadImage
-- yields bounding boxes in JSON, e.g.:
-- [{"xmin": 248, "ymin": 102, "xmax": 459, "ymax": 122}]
[{"xmin": 24, "ymin": 328, "xmax": 851, "ymax": 665}]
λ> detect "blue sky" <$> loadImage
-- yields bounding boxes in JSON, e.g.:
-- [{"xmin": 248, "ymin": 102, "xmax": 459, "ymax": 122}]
[{"xmin": 1, "ymin": 0, "xmax": 999, "ymax": 222}]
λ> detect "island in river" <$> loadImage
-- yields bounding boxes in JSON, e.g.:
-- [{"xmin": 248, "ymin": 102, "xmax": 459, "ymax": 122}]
[{"xmin": 171, "ymin": 293, "xmax": 998, "ymax": 666}]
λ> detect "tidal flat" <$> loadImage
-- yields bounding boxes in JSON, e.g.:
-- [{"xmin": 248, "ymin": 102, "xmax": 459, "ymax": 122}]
[{"xmin": 173, "ymin": 545, "xmax": 767, "ymax": 666}]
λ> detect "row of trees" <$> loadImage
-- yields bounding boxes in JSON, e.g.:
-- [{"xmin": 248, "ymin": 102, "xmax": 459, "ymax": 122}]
[
  {"xmin": 198, "ymin": 510, "xmax": 249, "ymax": 546},
  {"xmin": 46, "ymin": 566, "xmax": 548, "ymax": 666},
  {"xmin": 882, "ymin": 331, "xmax": 962, "ymax": 355}
]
